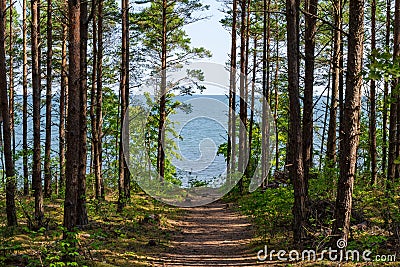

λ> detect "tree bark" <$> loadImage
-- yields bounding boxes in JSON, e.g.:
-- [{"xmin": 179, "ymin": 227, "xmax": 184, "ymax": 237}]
[
  {"xmin": 326, "ymin": 0, "xmax": 342, "ymax": 166},
  {"xmin": 302, "ymin": 0, "xmax": 318, "ymax": 195},
  {"xmin": 238, "ymin": 0, "xmax": 247, "ymax": 187},
  {"xmin": 332, "ymin": 0, "xmax": 364, "ymax": 243},
  {"xmin": 91, "ymin": 0, "xmax": 103, "ymax": 200},
  {"xmin": 97, "ymin": 0, "xmax": 105, "ymax": 200},
  {"xmin": 64, "ymin": 0, "xmax": 81, "ymax": 233},
  {"xmin": 388, "ymin": 0, "xmax": 400, "ymax": 183},
  {"xmin": 8, "ymin": 0, "xmax": 14, "ymax": 155},
  {"xmin": 248, "ymin": 37, "xmax": 257, "ymax": 177},
  {"xmin": 31, "ymin": 0, "xmax": 44, "ymax": 228},
  {"xmin": 381, "ymin": 0, "xmax": 390, "ymax": 174},
  {"xmin": 227, "ymin": 0, "xmax": 237, "ymax": 179},
  {"xmin": 261, "ymin": 0, "xmax": 271, "ymax": 185},
  {"xmin": 44, "ymin": 0, "xmax": 53, "ymax": 198},
  {"xmin": 123, "ymin": 0, "xmax": 130, "ymax": 201},
  {"xmin": 0, "ymin": 0, "xmax": 17, "ymax": 226},
  {"xmin": 77, "ymin": 0, "xmax": 89, "ymax": 226},
  {"xmin": 243, "ymin": 0, "xmax": 251, "ymax": 179},
  {"xmin": 157, "ymin": 0, "xmax": 167, "ymax": 182},
  {"xmin": 286, "ymin": 0, "xmax": 306, "ymax": 243},
  {"xmin": 22, "ymin": 0, "xmax": 29, "ymax": 196},
  {"xmin": 59, "ymin": 9, "xmax": 67, "ymax": 196},
  {"xmin": 369, "ymin": 0, "xmax": 377, "ymax": 185},
  {"xmin": 274, "ymin": 26, "xmax": 279, "ymax": 171},
  {"xmin": 118, "ymin": 0, "xmax": 130, "ymax": 210}
]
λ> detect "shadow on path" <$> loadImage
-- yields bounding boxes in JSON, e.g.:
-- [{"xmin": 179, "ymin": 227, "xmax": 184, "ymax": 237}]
[{"xmin": 153, "ymin": 201, "xmax": 264, "ymax": 266}]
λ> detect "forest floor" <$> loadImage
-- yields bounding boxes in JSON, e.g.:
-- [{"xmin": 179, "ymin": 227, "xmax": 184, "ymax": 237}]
[
  {"xmin": 152, "ymin": 201, "xmax": 258, "ymax": 266},
  {"xmin": 0, "ymin": 192, "xmax": 399, "ymax": 266}
]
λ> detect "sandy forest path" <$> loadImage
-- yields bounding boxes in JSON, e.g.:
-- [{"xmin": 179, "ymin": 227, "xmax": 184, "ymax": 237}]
[{"xmin": 153, "ymin": 201, "xmax": 263, "ymax": 266}]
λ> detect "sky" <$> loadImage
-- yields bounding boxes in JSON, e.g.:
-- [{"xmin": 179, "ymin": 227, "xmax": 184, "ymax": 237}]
[{"xmin": 183, "ymin": 0, "xmax": 231, "ymax": 65}]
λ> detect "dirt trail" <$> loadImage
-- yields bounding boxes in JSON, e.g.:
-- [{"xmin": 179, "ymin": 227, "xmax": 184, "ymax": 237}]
[{"xmin": 155, "ymin": 201, "xmax": 263, "ymax": 266}]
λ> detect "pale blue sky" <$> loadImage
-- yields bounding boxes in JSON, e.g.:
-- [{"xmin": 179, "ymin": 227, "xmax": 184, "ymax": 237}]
[{"xmin": 183, "ymin": 0, "xmax": 231, "ymax": 65}]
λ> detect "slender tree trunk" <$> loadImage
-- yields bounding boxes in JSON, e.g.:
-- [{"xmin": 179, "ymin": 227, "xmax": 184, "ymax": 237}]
[
  {"xmin": 248, "ymin": 37, "xmax": 257, "ymax": 176},
  {"xmin": 77, "ymin": 0, "xmax": 89, "ymax": 226},
  {"xmin": 123, "ymin": 0, "xmax": 130, "ymax": 201},
  {"xmin": 382, "ymin": 0, "xmax": 390, "ymax": 174},
  {"xmin": 369, "ymin": 0, "xmax": 377, "ymax": 185},
  {"xmin": 319, "ymin": 47, "xmax": 332, "ymax": 171},
  {"xmin": 157, "ymin": 0, "xmax": 167, "ymax": 182},
  {"xmin": 44, "ymin": 0, "xmax": 53, "ymax": 198},
  {"xmin": 261, "ymin": 0, "xmax": 271, "ymax": 184},
  {"xmin": 389, "ymin": 0, "xmax": 400, "ymax": 182},
  {"xmin": 91, "ymin": 0, "xmax": 101, "ymax": 200},
  {"xmin": 388, "ymin": 0, "xmax": 399, "ymax": 183},
  {"xmin": 31, "ymin": 0, "xmax": 44, "ymax": 228},
  {"xmin": 118, "ymin": 0, "xmax": 129, "ymax": 210},
  {"xmin": 56, "ymin": 14, "xmax": 68, "ymax": 195},
  {"xmin": 8, "ymin": 0, "xmax": 14, "ymax": 155},
  {"xmin": 64, "ymin": 0, "xmax": 80, "ymax": 233},
  {"xmin": 96, "ymin": 0, "xmax": 105, "ymax": 200},
  {"xmin": 59, "ymin": 13, "xmax": 67, "ymax": 196},
  {"xmin": 286, "ymin": 0, "xmax": 306, "ymax": 243},
  {"xmin": 326, "ymin": 0, "xmax": 341, "ymax": 166},
  {"xmin": 0, "ymin": 0, "xmax": 17, "ymax": 226},
  {"xmin": 332, "ymin": 0, "xmax": 364, "ymax": 243},
  {"xmin": 320, "ymin": 77, "xmax": 331, "ymax": 171},
  {"xmin": 302, "ymin": 0, "xmax": 318, "ymax": 196},
  {"xmin": 243, "ymin": 0, "xmax": 251, "ymax": 178},
  {"xmin": 338, "ymin": 15, "xmax": 344, "ymax": 159},
  {"xmin": 228, "ymin": 0, "xmax": 237, "ymax": 180},
  {"xmin": 274, "ymin": 27, "xmax": 279, "ymax": 171},
  {"xmin": 238, "ymin": 0, "xmax": 247, "ymax": 189},
  {"xmin": 22, "ymin": 0, "xmax": 29, "ymax": 196}
]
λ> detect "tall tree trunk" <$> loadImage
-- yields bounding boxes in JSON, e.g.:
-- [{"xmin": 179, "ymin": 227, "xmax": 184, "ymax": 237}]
[
  {"xmin": 0, "ymin": 0, "xmax": 17, "ymax": 226},
  {"xmin": 31, "ymin": 0, "xmax": 44, "ymax": 228},
  {"xmin": 261, "ymin": 0, "xmax": 271, "ymax": 184},
  {"xmin": 326, "ymin": 0, "xmax": 342, "ymax": 166},
  {"xmin": 123, "ymin": 0, "xmax": 130, "ymax": 202},
  {"xmin": 64, "ymin": 0, "xmax": 81, "ymax": 233},
  {"xmin": 77, "ymin": 0, "xmax": 89, "ymax": 226},
  {"xmin": 286, "ymin": 0, "xmax": 306, "ymax": 243},
  {"xmin": 96, "ymin": 0, "xmax": 105, "ymax": 200},
  {"xmin": 8, "ymin": 0, "xmax": 14, "ymax": 155},
  {"xmin": 274, "ymin": 26, "xmax": 279, "ymax": 171},
  {"xmin": 320, "ymin": 72, "xmax": 331, "ymax": 171},
  {"xmin": 332, "ymin": 0, "xmax": 364, "ymax": 243},
  {"xmin": 243, "ymin": 0, "xmax": 251, "ymax": 178},
  {"xmin": 238, "ymin": 0, "xmax": 247, "ymax": 190},
  {"xmin": 302, "ymin": 0, "xmax": 318, "ymax": 196},
  {"xmin": 118, "ymin": 0, "xmax": 129, "ymax": 210},
  {"xmin": 59, "ymin": 17, "xmax": 67, "ymax": 196},
  {"xmin": 22, "ymin": 0, "xmax": 29, "ymax": 196},
  {"xmin": 248, "ymin": 37, "xmax": 257, "ymax": 177},
  {"xmin": 369, "ymin": 0, "xmax": 377, "ymax": 185},
  {"xmin": 338, "ymin": 15, "xmax": 344, "ymax": 159},
  {"xmin": 44, "ymin": 0, "xmax": 53, "ymax": 198},
  {"xmin": 91, "ymin": 0, "xmax": 101, "ymax": 200},
  {"xmin": 390, "ymin": 0, "xmax": 400, "ymax": 182},
  {"xmin": 381, "ymin": 0, "xmax": 390, "ymax": 174},
  {"xmin": 388, "ymin": 0, "xmax": 399, "ymax": 183},
  {"xmin": 59, "ymin": 13, "xmax": 67, "ymax": 196},
  {"xmin": 157, "ymin": 0, "xmax": 167, "ymax": 182},
  {"xmin": 227, "ymin": 0, "xmax": 237, "ymax": 180}
]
